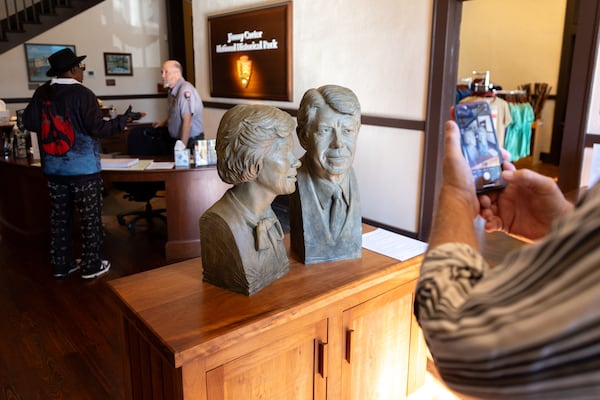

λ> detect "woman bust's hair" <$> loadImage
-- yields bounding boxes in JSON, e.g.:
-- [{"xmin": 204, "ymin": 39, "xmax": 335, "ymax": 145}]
[{"xmin": 216, "ymin": 104, "xmax": 296, "ymax": 185}]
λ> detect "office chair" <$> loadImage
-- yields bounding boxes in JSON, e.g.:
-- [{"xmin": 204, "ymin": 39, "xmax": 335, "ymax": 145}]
[{"xmin": 113, "ymin": 126, "xmax": 171, "ymax": 234}]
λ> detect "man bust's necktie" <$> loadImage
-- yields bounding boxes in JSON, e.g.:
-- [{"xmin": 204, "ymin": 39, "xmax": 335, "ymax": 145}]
[{"xmin": 329, "ymin": 185, "xmax": 347, "ymax": 240}]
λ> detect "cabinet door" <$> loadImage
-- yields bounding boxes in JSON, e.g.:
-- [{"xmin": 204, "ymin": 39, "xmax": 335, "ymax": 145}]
[
  {"xmin": 341, "ymin": 284, "xmax": 415, "ymax": 400},
  {"xmin": 206, "ymin": 319, "xmax": 327, "ymax": 400}
]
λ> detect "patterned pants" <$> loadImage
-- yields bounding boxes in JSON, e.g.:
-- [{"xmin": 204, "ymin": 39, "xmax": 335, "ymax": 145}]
[{"xmin": 48, "ymin": 176, "xmax": 104, "ymax": 271}]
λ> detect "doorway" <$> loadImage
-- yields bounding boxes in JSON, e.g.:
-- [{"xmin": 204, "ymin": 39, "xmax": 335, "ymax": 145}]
[
  {"xmin": 165, "ymin": 0, "xmax": 194, "ymax": 84},
  {"xmin": 457, "ymin": 0, "xmax": 566, "ymax": 181},
  {"xmin": 419, "ymin": 0, "xmax": 600, "ymax": 241}
]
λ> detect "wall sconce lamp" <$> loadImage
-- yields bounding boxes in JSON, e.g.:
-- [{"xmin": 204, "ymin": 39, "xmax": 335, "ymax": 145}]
[{"xmin": 237, "ymin": 55, "xmax": 253, "ymax": 88}]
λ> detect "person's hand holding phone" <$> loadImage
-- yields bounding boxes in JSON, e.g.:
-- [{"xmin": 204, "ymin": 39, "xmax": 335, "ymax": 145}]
[
  {"xmin": 479, "ymin": 168, "xmax": 574, "ymax": 241},
  {"xmin": 442, "ymin": 120, "xmax": 479, "ymax": 202},
  {"xmin": 454, "ymin": 101, "xmax": 506, "ymax": 194},
  {"xmin": 427, "ymin": 120, "xmax": 481, "ymax": 251}
]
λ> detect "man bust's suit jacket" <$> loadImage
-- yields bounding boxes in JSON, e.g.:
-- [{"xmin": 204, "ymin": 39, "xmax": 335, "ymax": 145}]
[{"xmin": 289, "ymin": 162, "xmax": 362, "ymax": 264}]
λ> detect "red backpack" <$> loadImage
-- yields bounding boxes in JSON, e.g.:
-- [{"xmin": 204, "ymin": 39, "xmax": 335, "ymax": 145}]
[{"xmin": 40, "ymin": 99, "xmax": 75, "ymax": 156}]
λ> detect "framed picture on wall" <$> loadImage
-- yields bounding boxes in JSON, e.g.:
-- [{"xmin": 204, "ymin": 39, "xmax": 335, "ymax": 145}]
[
  {"xmin": 24, "ymin": 43, "xmax": 76, "ymax": 82},
  {"xmin": 103, "ymin": 52, "xmax": 133, "ymax": 76},
  {"xmin": 208, "ymin": 2, "xmax": 292, "ymax": 101}
]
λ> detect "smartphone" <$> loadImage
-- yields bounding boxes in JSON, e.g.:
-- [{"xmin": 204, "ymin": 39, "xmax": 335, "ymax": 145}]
[{"xmin": 453, "ymin": 101, "xmax": 505, "ymax": 194}]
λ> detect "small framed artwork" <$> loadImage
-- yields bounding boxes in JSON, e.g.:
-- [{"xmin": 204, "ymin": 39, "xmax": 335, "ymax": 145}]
[
  {"xmin": 24, "ymin": 43, "xmax": 76, "ymax": 82},
  {"xmin": 103, "ymin": 52, "xmax": 133, "ymax": 76}
]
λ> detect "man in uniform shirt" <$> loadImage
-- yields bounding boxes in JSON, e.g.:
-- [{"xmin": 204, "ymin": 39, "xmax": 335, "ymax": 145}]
[{"xmin": 153, "ymin": 60, "xmax": 204, "ymax": 149}]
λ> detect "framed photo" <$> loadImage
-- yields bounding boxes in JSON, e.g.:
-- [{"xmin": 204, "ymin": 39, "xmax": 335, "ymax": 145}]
[
  {"xmin": 24, "ymin": 43, "xmax": 76, "ymax": 82},
  {"xmin": 208, "ymin": 2, "xmax": 292, "ymax": 100},
  {"xmin": 103, "ymin": 52, "xmax": 133, "ymax": 76}
]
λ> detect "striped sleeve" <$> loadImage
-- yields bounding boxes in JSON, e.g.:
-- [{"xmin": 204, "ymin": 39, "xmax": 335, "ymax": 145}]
[{"xmin": 414, "ymin": 184, "xmax": 600, "ymax": 399}]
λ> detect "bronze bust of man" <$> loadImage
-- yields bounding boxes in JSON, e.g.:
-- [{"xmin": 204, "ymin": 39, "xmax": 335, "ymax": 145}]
[
  {"xmin": 289, "ymin": 85, "xmax": 362, "ymax": 264},
  {"xmin": 200, "ymin": 104, "xmax": 301, "ymax": 295}
]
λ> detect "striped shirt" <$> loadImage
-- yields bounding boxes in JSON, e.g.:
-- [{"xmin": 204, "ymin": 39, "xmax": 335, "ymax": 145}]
[{"xmin": 414, "ymin": 183, "xmax": 600, "ymax": 399}]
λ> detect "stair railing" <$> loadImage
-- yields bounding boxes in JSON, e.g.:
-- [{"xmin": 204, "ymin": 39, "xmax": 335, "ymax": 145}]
[{"xmin": 1, "ymin": 0, "xmax": 66, "ymax": 40}]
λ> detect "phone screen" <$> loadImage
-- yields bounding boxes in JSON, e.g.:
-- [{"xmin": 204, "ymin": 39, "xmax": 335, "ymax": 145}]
[{"xmin": 453, "ymin": 101, "xmax": 505, "ymax": 193}]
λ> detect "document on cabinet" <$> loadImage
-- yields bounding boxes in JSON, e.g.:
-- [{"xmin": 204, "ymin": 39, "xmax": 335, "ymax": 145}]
[
  {"xmin": 362, "ymin": 228, "xmax": 428, "ymax": 261},
  {"xmin": 146, "ymin": 161, "xmax": 175, "ymax": 170}
]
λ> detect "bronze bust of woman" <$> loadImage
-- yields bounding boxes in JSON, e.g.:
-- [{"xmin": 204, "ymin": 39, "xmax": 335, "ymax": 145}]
[{"xmin": 200, "ymin": 104, "xmax": 301, "ymax": 295}]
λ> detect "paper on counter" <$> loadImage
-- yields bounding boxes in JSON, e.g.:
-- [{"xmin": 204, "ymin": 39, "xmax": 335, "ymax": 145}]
[
  {"xmin": 146, "ymin": 161, "xmax": 175, "ymax": 170},
  {"xmin": 362, "ymin": 228, "xmax": 428, "ymax": 261},
  {"xmin": 101, "ymin": 158, "xmax": 139, "ymax": 168},
  {"xmin": 101, "ymin": 159, "xmax": 151, "ymax": 170}
]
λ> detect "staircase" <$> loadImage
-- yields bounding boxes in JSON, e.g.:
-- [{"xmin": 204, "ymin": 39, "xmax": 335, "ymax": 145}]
[{"xmin": 0, "ymin": 0, "xmax": 104, "ymax": 55}]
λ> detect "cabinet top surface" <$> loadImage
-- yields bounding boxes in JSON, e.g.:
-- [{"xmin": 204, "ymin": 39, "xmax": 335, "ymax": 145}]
[{"xmin": 107, "ymin": 230, "xmax": 422, "ymax": 366}]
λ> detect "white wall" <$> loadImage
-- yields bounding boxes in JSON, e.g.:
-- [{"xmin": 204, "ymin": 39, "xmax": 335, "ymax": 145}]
[
  {"xmin": 581, "ymin": 33, "xmax": 600, "ymax": 186},
  {"xmin": 459, "ymin": 0, "xmax": 565, "ymax": 91},
  {"xmin": 0, "ymin": 0, "xmax": 434, "ymax": 234},
  {"xmin": 458, "ymin": 0, "xmax": 566, "ymax": 161},
  {"xmin": 194, "ymin": 0, "xmax": 434, "ymax": 232},
  {"xmin": 0, "ymin": 0, "xmax": 169, "ymax": 122},
  {"xmin": 587, "ymin": 46, "xmax": 600, "ymax": 134}
]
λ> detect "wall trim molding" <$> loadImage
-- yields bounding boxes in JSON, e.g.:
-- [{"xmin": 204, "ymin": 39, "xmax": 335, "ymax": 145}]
[
  {"xmin": 204, "ymin": 101, "xmax": 426, "ymax": 131},
  {"xmin": 585, "ymin": 134, "xmax": 600, "ymax": 147},
  {"xmin": 361, "ymin": 218, "xmax": 418, "ymax": 239},
  {"xmin": 5, "ymin": 95, "xmax": 426, "ymax": 131},
  {"xmin": 3, "ymin": 93, "xmax": 168, "ymax": 104}
]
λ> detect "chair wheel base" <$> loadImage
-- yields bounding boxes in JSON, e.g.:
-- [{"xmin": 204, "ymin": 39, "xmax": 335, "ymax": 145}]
[{"xmin": 116, "ymin": 206, "xmax": 166, "ymax": 235}]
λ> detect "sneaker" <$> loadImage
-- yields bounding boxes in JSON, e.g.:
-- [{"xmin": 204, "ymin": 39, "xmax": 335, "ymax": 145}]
[
  {"xmin": 81, "ymin": 260, "xmax": 111, "ymax": 279},
  {"xmin": 52, "ymin": 261, "xmax": 80, "ymax": 279}
]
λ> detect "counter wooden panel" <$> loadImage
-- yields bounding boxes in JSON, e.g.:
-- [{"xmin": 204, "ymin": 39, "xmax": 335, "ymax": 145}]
[
  {"xmin": 107, "ymin": 231, "xmax": 426, "ymax": 399},
  {"xmin": 102, "ymin": 166, "xmax": 230, "ymax": 261},
  {"xmin": 0, "ymin": 157, "xmax": 50, "ymax": 242},
  {"xmin": 0, "ymin": 157, "xmax": 230, "ymax": 261}
]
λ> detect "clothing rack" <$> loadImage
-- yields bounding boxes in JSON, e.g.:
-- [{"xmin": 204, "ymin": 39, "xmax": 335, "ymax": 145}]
[
  {"xmin": 496, "ymin": 90, "xmax": 528, "ymax": 103},
  {"xmin": 471, "ymin": 70, "xmax": 491, "ymax": 93},
  {"xmin": 456, "ymin": 70, "xmax": 494, "ymax": 103},
  {"xmin": 518, "ymin": 82, "xmax": 551, "ymax": 120}
]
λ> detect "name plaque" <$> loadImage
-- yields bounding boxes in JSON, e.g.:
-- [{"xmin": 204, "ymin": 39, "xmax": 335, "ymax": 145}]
[{"xmin": 208, "ymin": 2, "xmax": 292, "ymax": 101}]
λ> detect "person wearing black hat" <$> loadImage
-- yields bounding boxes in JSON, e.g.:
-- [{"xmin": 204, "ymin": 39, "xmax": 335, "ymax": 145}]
[
  {"xmin": 23, "ymin": 48, "xmax": 141, "ymax": 279},
  {"xmin": 44, "ymin": 47, "xmax": 87, "ymax": 77}
]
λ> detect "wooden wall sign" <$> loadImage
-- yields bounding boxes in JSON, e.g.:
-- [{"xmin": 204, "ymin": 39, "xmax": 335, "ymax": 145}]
[{"xmin": 208, "ymin": 2, "xmax": 292, "ymax": 101}]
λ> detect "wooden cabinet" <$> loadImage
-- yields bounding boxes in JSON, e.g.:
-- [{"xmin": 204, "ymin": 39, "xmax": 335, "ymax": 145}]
[
  {"xmin": 107, "ymin": 232, "xmax": 426, "ymax": 400},
  {"xmin": 206, "ymin": 319, "xmax": 327, "ymax": 400},
  {"xmin": 341, "ymin": 284, "xmax": 420, "ymax": 400}
]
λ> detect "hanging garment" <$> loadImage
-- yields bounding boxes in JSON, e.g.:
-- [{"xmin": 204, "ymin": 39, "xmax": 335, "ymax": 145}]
[
  {"xmin": 504, "ymin": 102, "xmax": 535, "ymax": 161},
  {"xmin": 456, "ymin": 86, "xmax": 473, "ymax": 104}
]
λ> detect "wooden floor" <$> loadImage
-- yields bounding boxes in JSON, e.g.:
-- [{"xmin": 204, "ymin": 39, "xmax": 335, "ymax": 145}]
[
  {"xmin": 513, "ymin": 156, "xmax": 559, "ymax": 181},
  {"xmin": 0, "ymin": 191, "xmax": 169, "ymax": 400}
]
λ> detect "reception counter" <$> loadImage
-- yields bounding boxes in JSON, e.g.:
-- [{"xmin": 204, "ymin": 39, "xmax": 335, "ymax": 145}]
[
  {"xmin": 0, "ymin": 156, "xmax": 230, "ymax": 261},
  {"xmin": 0, "ymin": 157, "xmax": 50, "ymax": 243}
]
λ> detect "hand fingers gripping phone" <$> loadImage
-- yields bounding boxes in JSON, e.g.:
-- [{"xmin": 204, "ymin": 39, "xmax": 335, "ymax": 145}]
[{"xmin": 453, "ymin": 101, "xmax": 506, "ymax": 194}]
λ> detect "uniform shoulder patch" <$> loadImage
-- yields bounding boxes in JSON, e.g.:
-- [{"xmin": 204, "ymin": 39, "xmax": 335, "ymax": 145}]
[{"xmin": 184, "ymin": 91, "xmax": 191, "ymax": 99}]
